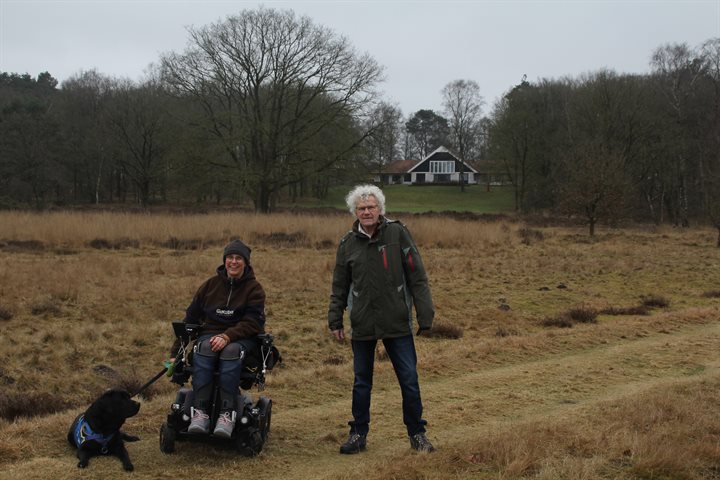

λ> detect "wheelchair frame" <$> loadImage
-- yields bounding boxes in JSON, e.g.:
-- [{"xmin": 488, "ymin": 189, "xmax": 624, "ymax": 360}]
[{"xmin": 159, "ymin": 322, "xmax": 279, "ymax": 456}]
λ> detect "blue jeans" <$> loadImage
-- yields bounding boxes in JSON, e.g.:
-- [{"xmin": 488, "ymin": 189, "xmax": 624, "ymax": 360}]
[
  {"xmin": 192, "ymin": 335, "xmax": 257, "ymax": 410},
  {"xmin": 349, "ymin": 334, "xmax": 427, "ymax": 436}
]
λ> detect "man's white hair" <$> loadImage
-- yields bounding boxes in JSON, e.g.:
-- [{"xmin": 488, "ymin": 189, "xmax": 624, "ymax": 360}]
[{"xmin": 345, "ymin": 184, "xmax": 386, "ymax": 215}]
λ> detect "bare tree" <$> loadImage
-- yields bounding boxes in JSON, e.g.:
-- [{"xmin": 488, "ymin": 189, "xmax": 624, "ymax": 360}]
[
  {"xmin": 651, "ymin": 42, "xmax": 707, "ymax": 227},
  {"xmin": 160, "ymin": 7, "xmax": 383, "ymax": 212},
  {"xmin": 61, "ymin": 69, "xmax": 114, "ymax": 204},
  {"xmin": 556, "ymin": 143, "xmax": 629, "ymax": 236},
  {"xmin": 105, "ymin": 77, "xmax": 169, "ymax": 207},
  {"xmin": 442, "ymin": 79, "xmax": 483, "ymax": 191},
  {"xmin": 363, "ymin": 102, "xmax": 403, "ymax": 184},
  {"xmin": 699, "ymin": 38, "xmax": 720, "ymax": 245}
]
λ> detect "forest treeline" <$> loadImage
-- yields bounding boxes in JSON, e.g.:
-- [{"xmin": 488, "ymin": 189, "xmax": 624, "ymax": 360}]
[{"xmin": 0, "ymin": 7, "xmax": 718, "ymax": 236}]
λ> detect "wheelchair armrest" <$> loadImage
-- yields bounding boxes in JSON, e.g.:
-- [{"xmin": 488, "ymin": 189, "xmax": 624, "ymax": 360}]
[
  {"xmin": 257, "ymin": 333, "xmax": 274, "ymax": 348},
  {"xmin": 172, "ymin": 322, "xmax": 201, "ymax": 342}
]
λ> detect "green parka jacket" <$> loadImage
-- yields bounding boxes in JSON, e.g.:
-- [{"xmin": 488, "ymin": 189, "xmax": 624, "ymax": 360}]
[{"xmin": 327, "ymin": 216, "xmax": 434, "ymax": 340}]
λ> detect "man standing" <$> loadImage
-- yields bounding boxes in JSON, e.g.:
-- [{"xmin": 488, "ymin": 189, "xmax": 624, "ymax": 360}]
[{"xmin": 328, "ymin": 184, "xmax": 435, "ymax": 454}]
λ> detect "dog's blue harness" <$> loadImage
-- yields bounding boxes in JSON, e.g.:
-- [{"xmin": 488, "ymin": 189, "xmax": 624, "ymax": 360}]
[{"xmin": 73, "ymin": 414, "xmax": 115, "ymax": 453}]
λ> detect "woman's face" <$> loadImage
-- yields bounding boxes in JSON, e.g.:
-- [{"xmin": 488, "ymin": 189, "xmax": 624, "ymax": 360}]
[{"xmin": 225, "ymin": 254, "xmax": 246, "ymax": 278}]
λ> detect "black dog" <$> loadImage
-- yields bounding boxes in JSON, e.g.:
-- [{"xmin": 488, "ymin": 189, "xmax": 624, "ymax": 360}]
[{"xmin": 67, "ymin": 388, "xmax": 141, "ymax": 471}]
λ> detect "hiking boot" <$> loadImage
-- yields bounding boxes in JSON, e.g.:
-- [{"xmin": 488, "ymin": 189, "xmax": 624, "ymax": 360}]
[
  {"xmin": 187, "ymin": 407, "xmax": 210, "ymax": 434},
  {"xmin": 409, "ymin": 432, "xmax": 435, "ymax": 452},
  {"xmin": 213, "ymin": 410, "xmax": 236, "ymax": 439},
  {"xmin": 339, "ymin": 433, "xmax": 367, "ymax": 454}
]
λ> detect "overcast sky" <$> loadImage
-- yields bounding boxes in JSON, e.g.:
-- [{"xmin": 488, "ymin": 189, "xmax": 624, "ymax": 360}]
[{"xmin": 1, "ymin": 0, "xmax": 719, "ymax": 116}]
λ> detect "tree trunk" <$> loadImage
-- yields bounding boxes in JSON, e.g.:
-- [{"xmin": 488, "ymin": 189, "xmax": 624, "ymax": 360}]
[{"xmin": 253, "ymin": 184, "xmax": 273, "ymax": 213}]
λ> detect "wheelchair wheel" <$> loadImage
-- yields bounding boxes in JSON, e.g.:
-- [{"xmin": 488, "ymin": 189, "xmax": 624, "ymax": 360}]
[
  {"xmin": 159, "ymin": 422, "xmax": 176, "ymax": 454},
  {"xmin": 256, "ymin": 397, "xmax": 272, "ymax": 442},
  {"xmin": 236, "ymin": 427, "xmax": 263, "ymax": 457}
]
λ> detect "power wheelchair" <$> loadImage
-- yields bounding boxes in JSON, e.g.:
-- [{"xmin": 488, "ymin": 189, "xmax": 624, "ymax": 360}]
[{"xmin": 159, "ymin": 322, "xmax": 281, "ymax": 456}]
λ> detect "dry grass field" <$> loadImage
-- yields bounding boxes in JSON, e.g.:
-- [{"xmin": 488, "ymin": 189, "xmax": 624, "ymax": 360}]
[{"xmin": 0, "ymin": 210, "xmax": 719, "ymax": 480}]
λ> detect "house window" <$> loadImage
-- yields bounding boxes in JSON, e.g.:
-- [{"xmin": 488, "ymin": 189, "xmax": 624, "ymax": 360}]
[
  {"xmin": 436, "ymin": 174, "xmax": 450, "ymax": 183},
  {"xmin": 430, "ymin": 161, "xmax": 454, "ymax": 173},
  {"xmin": 416, "ymin": 173, "xmax": 425, "ymax": 183}
]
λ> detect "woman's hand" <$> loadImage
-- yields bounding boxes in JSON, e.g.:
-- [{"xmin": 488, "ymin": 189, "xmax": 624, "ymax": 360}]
[{"xmin": 209, "ymin": 334, "xmax": 230, "ymax": 352}]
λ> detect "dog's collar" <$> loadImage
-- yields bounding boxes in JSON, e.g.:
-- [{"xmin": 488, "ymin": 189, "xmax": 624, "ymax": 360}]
[{"xmin": 74, "ymin": 414, "xmax": 115, "ymax": 452}]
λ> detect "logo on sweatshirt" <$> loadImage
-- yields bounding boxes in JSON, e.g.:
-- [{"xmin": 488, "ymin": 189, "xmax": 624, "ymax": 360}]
[{"xmin": 216, "ymin": 308, "xmax": 234, "ymax": 316}]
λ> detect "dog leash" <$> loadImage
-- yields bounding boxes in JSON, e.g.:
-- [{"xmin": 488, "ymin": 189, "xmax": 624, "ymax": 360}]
[{"xmin": 131, "ymin": 365, "xmax": 169, "ymax": 398}]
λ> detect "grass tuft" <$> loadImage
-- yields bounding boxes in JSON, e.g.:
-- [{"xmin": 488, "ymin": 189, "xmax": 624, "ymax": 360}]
[{"xmin": 701, "ymin": 290, "xmax": 720, "ymax": 298}]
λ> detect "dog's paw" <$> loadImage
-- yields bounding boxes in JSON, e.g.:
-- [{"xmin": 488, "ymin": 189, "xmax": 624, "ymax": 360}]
[
  {"xmin": 77, "ymin": 461, "xmax": 88, "ymax": 469},
  {"xmin": 123, "ymin": 462, "xmax": 134, "ymax": 472},
  {"xmin": 125, "ymin": 435, "xmax": 140, "ymax": 442}
]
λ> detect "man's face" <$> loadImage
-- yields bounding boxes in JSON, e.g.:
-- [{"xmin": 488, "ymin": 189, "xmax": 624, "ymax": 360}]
[{"xmin": 355, "ymin": 196, "xmax": 380, "ymax": 230}]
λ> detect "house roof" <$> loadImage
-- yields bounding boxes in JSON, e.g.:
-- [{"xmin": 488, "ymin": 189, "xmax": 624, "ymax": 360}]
[
  {"xmin": 382, "ymin": 159, "xmax": 419, "ymax": 174},
  {"xmin": 407, "ymin": 145, "xmax": 479, "ymax": 173}
]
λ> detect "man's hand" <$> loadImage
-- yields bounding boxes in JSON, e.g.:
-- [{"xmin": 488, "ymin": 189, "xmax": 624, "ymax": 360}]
[
  {"xmin": 416, "ymin": 326, "xmax": 431, "ymax": 337},
  {"xmin": 331, "ymin": 328, "xmax": 346, "ymax": 342}
]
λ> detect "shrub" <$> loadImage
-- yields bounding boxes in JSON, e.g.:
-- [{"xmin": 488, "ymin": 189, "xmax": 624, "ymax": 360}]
[
  {"xmin": 424, "ymin": 321, "xmax": 464, "ymax": 339},
  {"xmin": 495, "ymin": 326, "xmax": 519, "ymax": 337},
  {"xmin": 600, "ymin": 305, "xmax": 650, "ymax": 316},
  {"xmin": 0, "ymin": 391, "xmax": 71, "ymax": 420},
  {"xmin": 641, "ymin": 294, "xmax": 670, "ymax": 308},
  {"xmin": 322, "ymin": 354, "xmax": 346, "ymax": 365},
  {"xmin": 0, "ymin": 305, "xmax": 13, "ymax": 321},
  {"xmin": 566, "ymin": 306, "xmax": 598, "ymax": 323},
  {"xmin": 255, "ymin": 231, "xmax": 308, "ymax": 247},
  {"xmin": 518, "ymin": 227, "xmax": 544, "ymax": 245},
  {"xmin": 701, "ymin": 290, "xmax": 720, "ymax": 298},
  {"xmin": 30, "ymin": 299, "xmax": 61, "ymax": 316},
  {"xmin": 88, "ymin": 238, "xmax": 112, "ymax": 249},
  {"xmin": 541, "ymin": 315, "xmax": 573, "ymax": 328}
]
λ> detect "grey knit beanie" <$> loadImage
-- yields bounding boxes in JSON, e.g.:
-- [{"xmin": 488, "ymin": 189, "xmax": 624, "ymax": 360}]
[{"xmin": 223, "ymin": 239, "xmax": 251, "ymax": 264}]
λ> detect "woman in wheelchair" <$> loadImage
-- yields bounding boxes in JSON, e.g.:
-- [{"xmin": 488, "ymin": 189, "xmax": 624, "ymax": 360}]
[{"xmin": 169, "ymin": 239, "xmax": 266, "ymax": 439}]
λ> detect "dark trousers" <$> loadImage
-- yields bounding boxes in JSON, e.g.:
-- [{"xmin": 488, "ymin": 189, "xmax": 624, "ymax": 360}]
[{"xmin": 349, "ymin": 334, "xmax": 427, "ymax": 436}]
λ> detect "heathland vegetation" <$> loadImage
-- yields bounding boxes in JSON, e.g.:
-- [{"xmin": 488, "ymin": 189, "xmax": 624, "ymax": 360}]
[{"xmin": 0, "ymin": 210, "xmax": 719, "ymax": 479}]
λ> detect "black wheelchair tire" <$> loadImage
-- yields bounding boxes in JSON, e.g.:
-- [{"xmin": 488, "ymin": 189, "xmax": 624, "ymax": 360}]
[
  {"xmin": 159, "ymin": 422, "xmax": 176, "ymax": 454},
  {"xmin": 257, "ymin": 397, "xmax": 272, "ymax": 442}
]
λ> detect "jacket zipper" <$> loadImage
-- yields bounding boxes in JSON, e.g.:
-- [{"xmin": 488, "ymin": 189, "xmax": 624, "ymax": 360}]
[{"xmin": 227, "ymin": 279, "xmax": 234, "ymax": 306}]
